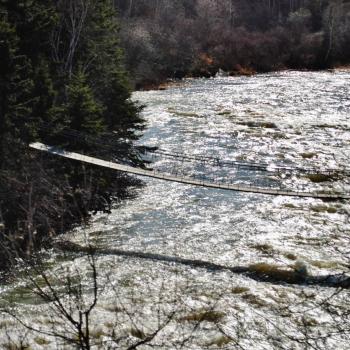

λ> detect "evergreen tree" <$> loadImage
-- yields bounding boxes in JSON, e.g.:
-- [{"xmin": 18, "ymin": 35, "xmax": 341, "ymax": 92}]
[
  {"xmin": 84, "ymin": 1, "xmax": 144, "ymax": 138},
  {"xmin": 0, "ymin": 0, "xmax": 145, "ymax": 260},
  {"xmin": 0, "ymin": 0, "xmax": 57, "ymax": 167},
  {"xmin": 0, "ymin": 7, "xmax": 34, "ymax": 168},
  {"xmin": 61, "ymin": 70, "xmax": 104, "ymax": 152}
]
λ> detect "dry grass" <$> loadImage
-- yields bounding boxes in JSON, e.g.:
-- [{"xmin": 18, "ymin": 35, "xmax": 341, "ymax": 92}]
[
  {"xmin": 306, "ymin": 173, "xmax": 338, "ymax": 183},
  {"xmin": 284, "ymin": 252, "xmax": 297, "ymax": 261},
  {"xmin": 241, "ymin": 292, "xmax": 267, "ymax": 307},
  {"xmin": 237, "ymin": 121, "xmax": 278, "ymax": 129},
  {"xmin": 300, "ymin": 152, "xmax": 317, "ymax": 159},
  {"xmin": 311, "ymin": 205, "xmax": 337, "ymax": 213},
  {"xmin": 34, "ymin": 337, "xmax": 50, "ymax": 346},
  {"xmin": 180, "ymin": 310, "xmax": 225, "ymax": 323},
  {"xmin": 206, "ymin": 335, "xmax": 232, "ymax": 347},
  {"xmin": 130, "ymin": 328, "xmax": 146, "ymax": 339},
  {"xmin": 251, "ymin": 243, "xmax": 275, "ymax": 255},
  {"xmin": 231, "ymin": 286, "xmax": 250, "ymax": 294},
  {"xmin": 249, "ymin": 263, "xmax": 304, "ymax": 283}
]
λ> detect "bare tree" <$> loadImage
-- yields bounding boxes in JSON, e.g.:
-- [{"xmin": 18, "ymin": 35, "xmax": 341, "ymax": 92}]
[{"xmin": 52, "ymin": 0, "xmax": 91, "ymax": 78}]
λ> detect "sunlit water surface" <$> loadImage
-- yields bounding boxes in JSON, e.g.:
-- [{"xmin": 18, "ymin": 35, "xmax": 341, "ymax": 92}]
[{"xmin": 1, "ymin": 71, "xmax": 350, "ymax": 349}]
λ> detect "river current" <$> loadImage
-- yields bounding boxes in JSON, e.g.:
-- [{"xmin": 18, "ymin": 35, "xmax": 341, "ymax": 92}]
[{"xmin": 1, "ymin": 71, "xmax": 350, "ymax": 349}]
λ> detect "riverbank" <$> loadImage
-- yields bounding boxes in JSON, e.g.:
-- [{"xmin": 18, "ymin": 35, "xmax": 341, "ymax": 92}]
[{"xmin": 136, "ymin": 64, "xmax": 350, "ymax": 91}]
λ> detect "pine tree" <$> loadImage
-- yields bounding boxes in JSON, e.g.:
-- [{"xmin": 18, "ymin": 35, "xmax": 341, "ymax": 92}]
[
  {"xmin": 0, "ymin": 0, "xmax": 145, "ymax": 260},
  {"xmin": 63, "ymin": 70, "xmax": 104, "ymax": 151},
  {"xmin": 0, "ymin": 7, "xmax": 34, "ymax": 168},
  {"xmin": 0, "ymin": 1, "xmax": 58, "ymax": 166},
  {"xmin": 83, "ymin": 1, "xmax": 144, "ymax": 138}
]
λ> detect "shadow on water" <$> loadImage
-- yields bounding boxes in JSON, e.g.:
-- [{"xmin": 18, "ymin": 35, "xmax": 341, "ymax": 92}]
[{"xmin": 55, "ymin": 241, "xmax": 350, "ymax": 289}]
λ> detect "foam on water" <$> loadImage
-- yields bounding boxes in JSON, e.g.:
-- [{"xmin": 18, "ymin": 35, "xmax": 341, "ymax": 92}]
[{"xmin": 1, "ymin": 71, "xmax": 349, "ymax": 349}]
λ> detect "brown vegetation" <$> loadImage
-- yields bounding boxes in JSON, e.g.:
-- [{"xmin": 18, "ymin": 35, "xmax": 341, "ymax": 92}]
[{"xmin": 115, "ymin": 0, "xmax": 350, "ymax": 88}]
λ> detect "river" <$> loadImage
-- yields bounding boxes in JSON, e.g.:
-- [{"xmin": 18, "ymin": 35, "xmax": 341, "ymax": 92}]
[{"xmin": 1, "ymin": 71, "xmax": 350, "ymax": 349}]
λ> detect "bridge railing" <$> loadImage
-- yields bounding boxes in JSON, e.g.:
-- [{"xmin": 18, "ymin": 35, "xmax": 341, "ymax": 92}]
[{"xmin": 29, "ymin": 142, "xmax": 350, "ymax": 200}]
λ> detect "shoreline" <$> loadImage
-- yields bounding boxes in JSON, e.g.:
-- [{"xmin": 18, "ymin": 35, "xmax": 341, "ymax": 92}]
[{"xmin": 136, "ymin": 65, "xmax": 347, "ymax": 92}]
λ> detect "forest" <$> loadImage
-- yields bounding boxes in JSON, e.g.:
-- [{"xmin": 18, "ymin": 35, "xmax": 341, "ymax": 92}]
[
  {"xmin": 0, "ymin": 0, "xmax": 144, "ymax": 265},
  {"xmin": 115, "ymin": 0, "xmax": 350, "ymax": 88}
]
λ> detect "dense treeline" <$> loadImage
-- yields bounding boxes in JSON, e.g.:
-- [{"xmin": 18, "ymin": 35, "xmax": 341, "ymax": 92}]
[
  {"xmin": 115, "ymin": 0, "xmax": 350, "ymax": 87},
  {"xmin": 0, "ymin": 0, "xmax": 144, "ymax": 264}
]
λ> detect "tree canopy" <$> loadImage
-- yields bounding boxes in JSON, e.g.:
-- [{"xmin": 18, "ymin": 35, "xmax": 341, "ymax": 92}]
[
  {"xmin": 115, "ymin": 0, "xmax": 350, "ymax": 87},
  {"xmin": 0, "ymin": 0, "xmax": 143, "ymax": 261}
]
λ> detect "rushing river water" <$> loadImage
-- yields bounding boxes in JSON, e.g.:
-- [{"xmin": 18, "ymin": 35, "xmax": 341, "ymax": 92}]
[{"xmin": 1, "ymin": 71, "xmax": 350, "ymax": 349}]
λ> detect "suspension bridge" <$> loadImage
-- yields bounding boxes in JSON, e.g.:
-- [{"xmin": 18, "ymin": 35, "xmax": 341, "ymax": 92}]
[{"xmin": 29, "ymin": 142, "xmax": 350, "ymax": 200}]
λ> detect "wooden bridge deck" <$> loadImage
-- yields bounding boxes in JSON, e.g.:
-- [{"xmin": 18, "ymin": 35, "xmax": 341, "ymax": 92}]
[{"xmin": 29, "ymin": 142, "xmax": 350, "ymax": 200}]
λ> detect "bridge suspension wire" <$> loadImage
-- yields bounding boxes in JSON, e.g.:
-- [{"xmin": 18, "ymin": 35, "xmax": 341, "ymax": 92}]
[
  {"xmin": 29, "ymin": 142, "xmax": 350, "ymax": 201},
  {"xmin": 33, "ymin": 121, "xmax": 148, "ymax": 166},
  {"xmin": 33, "ymin": 121, "xmax": 350, "ymax": 177},
  {"xmin": 148, "ymin": 148, "xmax": 350, "ymax": 176}
]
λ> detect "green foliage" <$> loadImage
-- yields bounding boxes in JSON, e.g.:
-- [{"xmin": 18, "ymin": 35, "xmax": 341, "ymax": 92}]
[
  {"xmin": 0, "ymin": 0, "xmax": 59, "ymax": 168},
  {"xmin": 66, "ymin": 71, "xmax": 104, "ymax": 136},
  {"xmin": 0, "ymin": 11, "xmax": 34, "ymax": 167},
  {"xmin": 0, "ymin": 0, "xmax": 142, "ymax": 156},
  {"xmin": 0, "ymin": 0, "xmax": 144, "ymax": 261}
]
